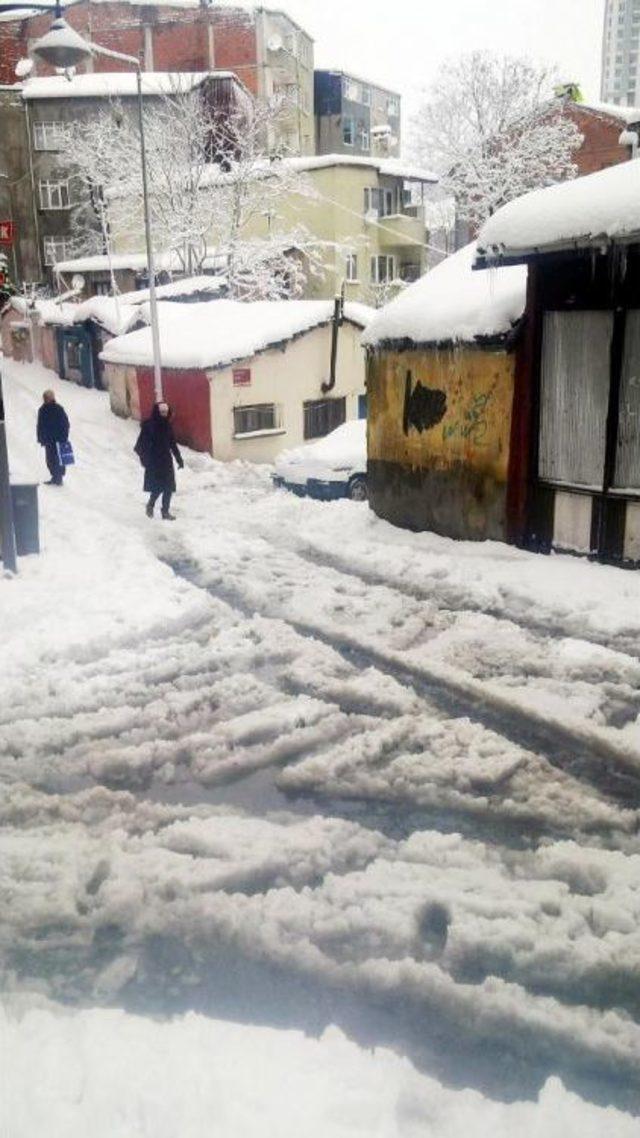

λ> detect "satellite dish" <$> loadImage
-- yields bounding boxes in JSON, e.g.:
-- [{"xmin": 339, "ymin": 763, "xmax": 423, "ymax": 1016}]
[
  {"xmin": 71, "ymin": 274, "xmax": 85, "ymax": 292},
  {"xmin": 15, "ymin": 57, "xmax": 34, "ymax": 78},
  {"xmin": 267, "ymin": 34, "xmax": 283, "ymax": 52}
]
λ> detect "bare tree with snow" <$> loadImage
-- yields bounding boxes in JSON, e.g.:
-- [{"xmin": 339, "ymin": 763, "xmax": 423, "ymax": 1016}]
[
  {"xmin": 62, "ymin": 83, "xmax": 321, "ymax": 299},
  {"xmin": 411, "ymin": 52, "xmax": 583, "ymax": 233}
]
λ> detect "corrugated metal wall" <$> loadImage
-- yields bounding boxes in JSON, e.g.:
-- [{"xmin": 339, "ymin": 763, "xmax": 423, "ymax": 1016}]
[{"xmin": 539, "ymin": 310, "xmax": 613, "ymax": 488}]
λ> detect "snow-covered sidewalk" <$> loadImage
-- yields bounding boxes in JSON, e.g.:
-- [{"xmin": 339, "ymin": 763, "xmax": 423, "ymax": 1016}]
[{"xmin": 1, "ymin": 359, "xmax": 640, "ymax": 1134}]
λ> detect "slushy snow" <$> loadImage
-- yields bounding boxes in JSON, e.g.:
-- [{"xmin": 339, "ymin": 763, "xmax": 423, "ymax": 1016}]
[{"xmin": 1, "ymin": 358, "xmax": 640, "ymax": 1132}]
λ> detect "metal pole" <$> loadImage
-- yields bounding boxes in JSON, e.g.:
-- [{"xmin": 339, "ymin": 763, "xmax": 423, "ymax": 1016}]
[
  {"xmin": 0, "ymin": 371, "xmax": 18, "ymax": 574},
  {"xmin": 136, "ymin": 67, "xmax": 163, "ymax": 402}
]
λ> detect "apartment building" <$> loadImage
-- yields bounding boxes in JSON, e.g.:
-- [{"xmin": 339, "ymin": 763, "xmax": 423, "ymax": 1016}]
[
  {"xmin": 0, "ymin": 71, "xmax": 250, "ymax": 285},
  {"xmin": 601, "ymin": 0, "xmax": 640, "ymax": 105},
  {"xmin": 314, "ymin": 70, "xmax": 401, "ymax": 159}
]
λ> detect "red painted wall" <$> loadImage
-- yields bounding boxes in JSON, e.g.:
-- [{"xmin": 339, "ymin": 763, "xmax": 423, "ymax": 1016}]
[{"xmin": 136, "ymin": 366, "xmax": 212, "ymax": 453}]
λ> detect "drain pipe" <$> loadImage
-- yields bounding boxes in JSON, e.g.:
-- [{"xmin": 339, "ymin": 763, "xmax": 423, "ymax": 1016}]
[{"xmin": 321, "ymin": 285, "xmax": 345, "ymax": 394}]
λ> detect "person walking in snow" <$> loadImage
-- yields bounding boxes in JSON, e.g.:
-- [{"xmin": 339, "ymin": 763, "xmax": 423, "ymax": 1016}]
[
  {"xmin": 37, "ymin": 389, "xmax": 70, "ymax": 486},
  {"xmin": 134, "ymin": 401, "xmax": 184, "ymax": 520}
]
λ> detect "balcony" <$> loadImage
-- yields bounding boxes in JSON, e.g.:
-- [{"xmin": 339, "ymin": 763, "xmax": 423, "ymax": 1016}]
[{"xmin": 369, "ymin": 211, "xmax": 426, "ymax": 249}]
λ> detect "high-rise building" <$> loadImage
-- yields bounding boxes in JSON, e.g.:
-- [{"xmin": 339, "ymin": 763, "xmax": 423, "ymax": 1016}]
[{"xmin": 601, "ymin": 0, "xmax": 640, "ymax": 105}]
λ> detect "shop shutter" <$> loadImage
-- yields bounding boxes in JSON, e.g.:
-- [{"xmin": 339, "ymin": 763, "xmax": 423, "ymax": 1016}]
[{"xmin": 539, "ymin": 310, "xmax": 613, "ymax": 488}]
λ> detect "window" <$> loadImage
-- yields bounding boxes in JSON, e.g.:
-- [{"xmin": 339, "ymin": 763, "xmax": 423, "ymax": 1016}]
[
  {"xmin": 345, "ymin": 253, "xmax": 358, "ymax": 281},
  {"xmin": 379, "ymin": 188, "xmax": 394, "ymax": 216},
  {"xmin": 343, "ymin": 78, "xmax": 359, "ymax": 102},
  {"xmin": 386, "ymin": 97, "xmax": 400, "ymax": 117},
  {"xmin": 43, "ymin": 235, "xmax": 76, "ymax": 267},
  {"xmin": 39, "ymin": 179, "xmax": 70, "ymax": 210},
  {"xmin": 33, "ymin": 120, "xmax": 69, "ymax": 151},
  {"xmin": 370, "ymin": 254, "xmax": 395, "ymax": 284},
  {"xmin": 357, "ymin": 127, "xmax": 369, "ymax": 150},
  {"xmin": 343, "ymin": 116, "xmax": 354, "ymax": 145},
  {"xmin": 93, "ymin": 280, "xmax": 112, "ymax": 296},
  {"xmin": 361, "ymin": 86, "xmax": 371, "ymax": 106},
  {"xmin": 233, "ymin": 403, "xmax": 281, "ymax": 436},
  {"xmin": 303, "ymin": 397, "xmax": 346, "ymax": 440}
]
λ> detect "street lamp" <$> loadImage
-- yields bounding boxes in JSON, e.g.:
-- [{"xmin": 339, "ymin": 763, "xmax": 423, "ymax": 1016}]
[{"xmin": 30, "ymin": 16, "xmax": 163, "ymax": 400}]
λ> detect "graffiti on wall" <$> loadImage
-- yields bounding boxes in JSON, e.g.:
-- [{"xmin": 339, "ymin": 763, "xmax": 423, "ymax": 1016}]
[
  {"xmin": 442, "ymin": 390, "xmax": 495, "ymax": 447},
  {"xmin": 402, "ymin": 370, "xmax": 447, "ymax": 435}
]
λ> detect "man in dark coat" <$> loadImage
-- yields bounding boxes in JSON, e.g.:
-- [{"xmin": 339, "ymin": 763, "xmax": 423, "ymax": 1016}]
[
  {"xmin": 134, "ymin": 401, "xmax": 184, "ymax": 520},
  {"xmin": 37, "ymin": 390, "xmax": 70, "ymax": 486}
]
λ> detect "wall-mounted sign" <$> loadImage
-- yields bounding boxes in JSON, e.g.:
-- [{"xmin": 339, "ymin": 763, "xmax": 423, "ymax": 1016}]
[
  {"xmin": 0, "ymin": 222, "xmax": 14, "ymax": 245},
  {"xmin": 233, "ymin": 368, "xmax": 252, "ymax": 387}
]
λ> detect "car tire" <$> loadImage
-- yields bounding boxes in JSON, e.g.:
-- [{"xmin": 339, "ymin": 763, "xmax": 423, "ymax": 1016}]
[{"xmin": 348, "ymin": 475, "xmax": 368, "ymax": 502}]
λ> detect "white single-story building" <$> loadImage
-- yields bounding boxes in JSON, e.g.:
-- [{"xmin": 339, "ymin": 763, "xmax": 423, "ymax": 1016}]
[{"xmin": 100, "ymin": 299, "xmax": 373, "ymax": 461}]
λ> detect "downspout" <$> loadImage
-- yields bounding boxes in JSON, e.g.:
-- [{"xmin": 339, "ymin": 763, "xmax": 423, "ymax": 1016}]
[{"xmin": 321, "ymin": 285, "xmax": 344, "ymax": 394}]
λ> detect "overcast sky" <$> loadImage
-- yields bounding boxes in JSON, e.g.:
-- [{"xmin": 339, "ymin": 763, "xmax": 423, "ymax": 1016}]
[{"xmin": 284, "ymin": 0, "xmax": 605, "ymax": 125}]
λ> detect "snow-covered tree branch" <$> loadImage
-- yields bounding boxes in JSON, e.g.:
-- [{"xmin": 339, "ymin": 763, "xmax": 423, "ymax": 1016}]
[
  {"xmin": 62, "ymin": 83, "xmax": 321, "ymax": 299},
  {"xmin": 410, "ymin": 52, "xmax": 583, "ymax": 231}
]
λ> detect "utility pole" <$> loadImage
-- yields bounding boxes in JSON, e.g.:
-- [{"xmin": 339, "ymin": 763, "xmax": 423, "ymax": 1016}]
[{"xmin": 0, "ymin": 370, "xmax": 18, "ymax": 574}]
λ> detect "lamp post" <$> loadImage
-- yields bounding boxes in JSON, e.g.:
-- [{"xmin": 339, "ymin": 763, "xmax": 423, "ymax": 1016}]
[{"xmin": 30, "ymin": 15, "xmax": 163, "ymax": 400}]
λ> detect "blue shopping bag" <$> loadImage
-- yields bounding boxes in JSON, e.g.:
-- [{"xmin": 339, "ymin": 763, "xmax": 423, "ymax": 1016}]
[{"xmin": 56, "ymin": 440, "xmax": 75, "ymax": 466}]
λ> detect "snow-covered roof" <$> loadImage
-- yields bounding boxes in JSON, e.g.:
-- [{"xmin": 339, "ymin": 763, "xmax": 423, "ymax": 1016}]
[
  {"xmin": 363, "ymin": 242, "xmax": 526, "ymax": 349},
  {"xmin": 71, "ymin": 295, "xmax": 145, "ymax": 335},
  {"xmin": 21, "ymin": 70, "xmax": 236, "ymax": 100},
  {"xmin": 576, "ymin": 100, "xmax": 640, "ymax": 125},
  {"xmin": 117, "ymin": 275, "xmax": 226, "ymax": 304},
  {"xmin": 54, "ymin": 249, "xmax": 226, "ymax": 274},
  {"xmin": 8, "ymin": 292, "xmax": 145, "ymax": 334},
  {"xmin": 477, "ymin": 160, "xmax": 640, "ymax": 263},
  {"xmin": 100, "ymin": 298, "xmax": 372, "ymax": 370},
  {"xmin": 285, "ymin": 154, "xmax": 438, "ymax": 183}
]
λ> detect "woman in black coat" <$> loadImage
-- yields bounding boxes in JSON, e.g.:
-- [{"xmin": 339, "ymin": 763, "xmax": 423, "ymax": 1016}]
[{"xmin": 134, "ymin": 401, "xmax": 184, "ymax": 520}]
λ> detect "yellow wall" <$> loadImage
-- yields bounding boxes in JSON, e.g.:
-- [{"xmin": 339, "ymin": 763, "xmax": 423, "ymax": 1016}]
[
  {"xmin": 367, "ymin": 346, "xmax": 517, "ymax": 542},
  {"xmin": 368, "ymin": 347, "xmax": 515, "ymax": 481}
]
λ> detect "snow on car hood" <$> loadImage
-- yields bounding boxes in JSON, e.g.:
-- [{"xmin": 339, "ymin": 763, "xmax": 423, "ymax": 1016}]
[{"xmin": 275, "ymin": 419, "xmax": 366, "ymax": 480}]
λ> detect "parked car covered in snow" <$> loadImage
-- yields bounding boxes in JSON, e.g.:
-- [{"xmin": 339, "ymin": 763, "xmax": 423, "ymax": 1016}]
[{"xmin": 272, "ymin": 419, "xmax": 367, "ymax": 501}]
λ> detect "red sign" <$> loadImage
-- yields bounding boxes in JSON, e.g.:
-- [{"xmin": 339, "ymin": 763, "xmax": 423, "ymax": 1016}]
[
  {"xmin": 233, "ymin": 368, "xmax": 251, "ymax": 387},
  {"xmin": 0, "ymin": 272, "xmax": 6, "ymax": 287},
  {"xmin": 0, "ymin": 221, "xmax": 14, "ymax": 245}
]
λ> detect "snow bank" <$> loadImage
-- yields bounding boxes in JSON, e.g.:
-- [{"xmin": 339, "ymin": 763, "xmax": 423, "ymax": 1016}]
[
  {"xmin": 3, "ymin": 998, "xmax": 637, "ymax": 1138},
  {"xmin": 477, "ymin": 160, "xmax": 640, "ymax": 258},
  {"xmin": 363, "ymin": 243, "xmax": 526, "ymax": 347},
  {"xmin": 101, "ymin": 299, "xmax": 370, "ymax": 370}
]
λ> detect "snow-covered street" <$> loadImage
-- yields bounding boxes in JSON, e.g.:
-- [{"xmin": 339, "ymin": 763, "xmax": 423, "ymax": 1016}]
[{"xmin": 2, "ymin": 359, "xmax": 640, "ymax": 1134}]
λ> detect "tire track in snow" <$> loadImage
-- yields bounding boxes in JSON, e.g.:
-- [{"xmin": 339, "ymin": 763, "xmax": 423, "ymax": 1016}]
[{"xmin": 162, "ymin": 551, "xmax": 640, "ymax": 810}]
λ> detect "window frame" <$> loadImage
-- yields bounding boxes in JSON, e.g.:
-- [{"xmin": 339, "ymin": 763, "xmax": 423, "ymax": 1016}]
[
  {"xmin": 345, "ymin": 252, "xmax": 358, "ymax": 282},
  {"xmin": 342, "ymin": 115, "xmax": 355, "ymax": 146},
  {"xmin": 303, "ymin": 396, "xmax": 346, "ymax": 441},
  {"xmin": 370, "ymin": 254, "xmax": 395, "ymax": 284},
  {"xmin": 39, "ymin": 178, "xmax": 71, "ymax": 210},
  {"xmin": 43, "ymin": 235, "xmax": 76, "ymax": 267},
  {"xmin": 233, "ymin": 402, "xmax": 282, "ymax": 438},
  {"xmin": 33, "ymin": 120, "xmax": 69, "ymax": 151}
]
